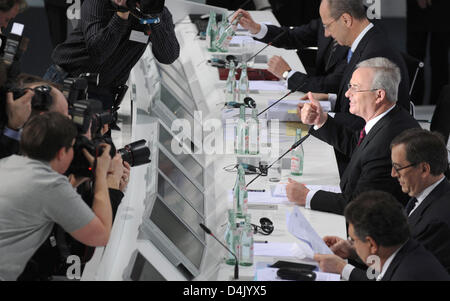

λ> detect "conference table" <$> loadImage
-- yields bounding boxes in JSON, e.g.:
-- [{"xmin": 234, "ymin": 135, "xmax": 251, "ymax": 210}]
[{"xmin": 82, "ymin": 8, "xmax": 346, "ymax": 281}]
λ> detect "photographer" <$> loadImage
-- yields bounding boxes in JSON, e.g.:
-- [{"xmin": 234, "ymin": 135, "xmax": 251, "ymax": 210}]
[
  {"xmin": 0, "ymin": 0, "xmax": 26, "ymax": 32},
  {"xmin": 0, "ymin": 78, "xmax": 71, "ymax": 159},
  {"xmin": 44, "ymin": 0, "xmax": 180, "ymax": 110},
  {"xmin": 0, "ymin": 112, "xmax": 113, "ymax": 281}
]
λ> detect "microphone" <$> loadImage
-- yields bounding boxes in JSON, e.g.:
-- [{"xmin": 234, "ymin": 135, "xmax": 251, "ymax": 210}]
[
  {"xmin": 246, "ymin": 133, "xmax": 311, "ymax": 188},
  {"xmin": 244, "ymin": 29, "xmax": 288, "ymax": 65},
  {"xmin": 199, "ymin": 223, "xmax": 239, "ymax": 280},
  {"xmin": 224, "ymin": 97, "xmax": 256, "ymax": 109},
  {"xmin": 257, "ymin": 81, "xmax": 306, "ymax": 117}
]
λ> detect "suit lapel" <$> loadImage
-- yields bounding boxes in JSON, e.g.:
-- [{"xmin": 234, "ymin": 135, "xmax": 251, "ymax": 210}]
[
  {"xmin": 381, "ymin": 240, "xmax": 415, "ymax": 281},
  {"xmin": 408, "ymin": 180, "xmax": 450, "ymax": 226}
]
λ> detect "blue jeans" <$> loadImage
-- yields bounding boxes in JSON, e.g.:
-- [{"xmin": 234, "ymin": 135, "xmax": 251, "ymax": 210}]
[{"xmin": 43, "ymin": 64, "xmax": 69, "ymax": 84}]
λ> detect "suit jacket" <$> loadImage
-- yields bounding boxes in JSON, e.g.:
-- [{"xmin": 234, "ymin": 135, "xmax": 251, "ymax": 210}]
[
  {"xmin": 333, "ymin": 24, "xmax": 411, "ymax": 131},
  {"xmin": 408, "ymin": 179, "xmax": 450, "ymax": 274},
  {"xmin": 256, "ymin": 19, "xmax": 348, "ymax": 94},
  {"xmin": 349, "ymin": 240, "xmax": 450, "ymax": 281},
  {"xmin": 310, "ymin": 106, "xmax": 420, "ymax": 215}
]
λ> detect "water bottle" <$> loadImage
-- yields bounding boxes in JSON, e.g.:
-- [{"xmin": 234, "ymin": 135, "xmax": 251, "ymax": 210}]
[
  {"xmin": 206, "ymin": 11, "xmax": 217, "ymax": 52},
  {"xmin": 225, "ymin": 61, "xmax": 237, "ymax": 103},
  {"xmin": 232, "ymin": 164, "xmax": 248, "ymax": 218},
  {"xmin": 291, "ymin": 128, "xmax": 304, "ymax": 176},
  {"xmin": 239, "ymin": 214, "xmax": 254, "ymax": 266},
  {"xmin": 238, "ymin": 63, "xmax": 249, "ymax": 103},
  {"xmin": 224, "ymin": 209, "xmax": 237, "ymax": 265},
  {"xmin": 247, "ymin": 108, "xmax": 259, "ymax": 155},
  {"xmin": 234, "ymin": 105, "xmax": 248, "ymax": 155},
  {"xmin": 215, "ymin": 13, "xmax": 242, "ymax": 52}
]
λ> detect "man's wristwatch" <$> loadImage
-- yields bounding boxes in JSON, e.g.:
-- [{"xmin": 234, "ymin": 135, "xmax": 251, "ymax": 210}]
[{"xmin": 282, "ymin": 69, "xmax": 292, "ymax": 80}]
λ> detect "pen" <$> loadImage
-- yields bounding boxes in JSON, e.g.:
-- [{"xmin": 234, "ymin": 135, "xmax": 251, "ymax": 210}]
[
  {"xmin": 248, "ymin": 189, "xmax": 265, "ymax": 192},
  {"xmin": 254, "ymin": 240, "xmax": 268, "ymax": 244}
]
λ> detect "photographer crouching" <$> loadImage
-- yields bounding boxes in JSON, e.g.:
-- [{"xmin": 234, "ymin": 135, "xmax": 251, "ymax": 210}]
[{"xmin": 0, "ymin": 112, "xmax": 117, "ymax": 281}]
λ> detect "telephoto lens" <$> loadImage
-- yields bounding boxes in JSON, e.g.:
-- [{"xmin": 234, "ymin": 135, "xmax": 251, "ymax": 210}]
[{"xmin": 118, "ymin": 139, "xmax": 151, "ymax": 167}]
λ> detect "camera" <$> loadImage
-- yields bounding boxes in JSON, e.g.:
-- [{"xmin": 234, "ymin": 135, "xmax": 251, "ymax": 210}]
[
  {"xmin": 126, "ymin": 0, "xmax": 165, "ymax": 16},
  {"xmin": 62, "ymin": 73, "xmax": 99, "ymax": 106},
  {"xmin": 10, "ymin": 85, "xmax": 53, "ymax": 111},
  {"xmin": 117, "ymin": 139, "xmax": 151, "ymax": 167}
]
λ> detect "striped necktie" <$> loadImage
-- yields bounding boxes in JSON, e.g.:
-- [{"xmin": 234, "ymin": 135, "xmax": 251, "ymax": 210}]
[{"xmin": 405, "ymin": 197, "xmax": 418, "ymax": 216}]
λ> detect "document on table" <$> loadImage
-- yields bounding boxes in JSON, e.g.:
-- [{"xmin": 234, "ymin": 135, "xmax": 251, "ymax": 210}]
[
  {"xmin": 287, "ymin": 206, "xmax": 333, "ymax": 255},
  {"xmin": 249, "ymin": 80, "xmax": 287, "ymax": 92},
  {"xmin": 254, "ymin": 241, "xmax": 314, "ymax": 259},
  {"xmin": 256, "ymin": 267, "xmax": 340, "ymax": 281},
  {"xmin": 273, "ymin": 183, "xmax": 341, "ymax": 198},
  {"xmin": 228, "ymin": 190, "xmax": 290, "ymax": 205}
]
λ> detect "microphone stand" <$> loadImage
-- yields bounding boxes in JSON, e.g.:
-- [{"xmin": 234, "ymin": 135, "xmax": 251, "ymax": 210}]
[
  {"xmin": 200, "ymin": 223, "xmax": 239, "ymax": 280},
  {"xmin": 257, "ymin": 81, "xmax": 306, "ymax": 117},
  {"xmin": 246, "ymin": 134, "xmax": 311, "ymax": 188},
  {"xmin": 243, "ymin": 30, "xmax": 288, "ymax": 65}
]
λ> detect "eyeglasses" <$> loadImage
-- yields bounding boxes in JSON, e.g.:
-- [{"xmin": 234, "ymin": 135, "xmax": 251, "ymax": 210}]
[
  {"xmin": 323, "ymin": 18, "xmax": 338, "ymax": 30},
  {"xmin": 347, "ymin": 83, "xmax": 380, "ymax": 93},
  {"xmin": 392, "ymin": 162, "xmax": 418, "ymax": 174}
]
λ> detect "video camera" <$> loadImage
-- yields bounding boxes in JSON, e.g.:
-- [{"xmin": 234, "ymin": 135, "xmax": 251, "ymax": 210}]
[{"xmin": 114, "ymin": 0, "xmax": 165, "ymax": 25}]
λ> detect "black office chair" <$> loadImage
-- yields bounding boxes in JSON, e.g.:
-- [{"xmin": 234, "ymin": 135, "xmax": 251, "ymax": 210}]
[
  {"xmin": 401, "ymin": 52, "xmax": 425, "ymax": 117},
  {"xmin": 430, "ymin": 85, "xmax": 450, "ymax": 144}
]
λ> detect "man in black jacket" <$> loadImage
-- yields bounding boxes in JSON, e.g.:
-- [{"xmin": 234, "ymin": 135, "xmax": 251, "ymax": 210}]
[
  {"xmin": 234, "ymin": 9, "xmax": 348, "ymax": 94},
  {"xmin": 44, "ymin": 0, "xmax": 179, "ymax": 110},
  {"xmin": 287, "ymin": 57, "xmax": 420, "ymax": 215},
  {"xmin": 313, "ymin": 129, "xmax": 450, "ymax": 279},
  {"xmin": 315, "ymin": 191, "xmax": 449, "ymax": 281}
]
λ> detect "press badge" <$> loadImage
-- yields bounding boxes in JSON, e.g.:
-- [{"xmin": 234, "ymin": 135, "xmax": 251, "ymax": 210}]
[{"xmin": 129, "ymin": 30, "xmax": 149, "ymax": 44}]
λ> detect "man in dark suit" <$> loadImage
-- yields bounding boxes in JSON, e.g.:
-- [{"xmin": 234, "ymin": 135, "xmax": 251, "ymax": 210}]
[
  {"xmin": 286, "ymin": 57, "xmax": 420, "ymax": 215},
  {"xmin": 234, "ymin": 9, "xmax": 348, "ymax": 94},
  {"xmin": 313, "ymin": 129, "xmax": 450, "ymax": 279},
  {"xmin": 390, "ymin": 128, "xmax": 450, "ymax": 273},
  {"xmin": 314, "ymin": 191, "xmax": 449, "ymax": 281}
]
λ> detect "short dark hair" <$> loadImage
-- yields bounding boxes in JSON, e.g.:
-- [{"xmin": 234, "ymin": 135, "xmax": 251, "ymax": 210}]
[
  {"xmin": 345, "ymin": 191, "xmax": 410, "ymax": 247},
  {"xmin": 20, "ymin": 112, "xmax": 77, "ymax": 162},
  {"xmin": 391, "ymin": 128, "xmax": 448, "ymax": 176},
  {"xmin": 0, "ymin": 0, "xmax": 27, "ymax": 12},
  {"xmin": 326, "ymin": 0, "xmax": 367, "ymax": 20}
]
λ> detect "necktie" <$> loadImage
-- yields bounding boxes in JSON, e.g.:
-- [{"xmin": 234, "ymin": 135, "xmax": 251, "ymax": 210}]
[
  {"xmin": 357, "ymin": 129, "xmax": 366, "ymax": 146},
  {"xmin": 405, "ymin": 197, "xmax": 418, "ymax": 216},
  {"xmin": 347, "ymin": 49, "xmax": 353, "ymax": 63}
]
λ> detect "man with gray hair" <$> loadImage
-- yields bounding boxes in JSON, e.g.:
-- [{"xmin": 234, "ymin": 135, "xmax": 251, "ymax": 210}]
[{"xmin": 286, "ymin": 57, "xmax": 420, "ymax": 215}]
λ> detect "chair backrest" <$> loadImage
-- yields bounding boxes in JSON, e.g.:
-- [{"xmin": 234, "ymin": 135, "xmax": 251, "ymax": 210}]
[
  {"xmin": 401, "ymin": 52, "xmax": 425, "ymax": 98},
  {"xmin": 431, "ymin": 84, "xmax": 450, "ymax": 144}
]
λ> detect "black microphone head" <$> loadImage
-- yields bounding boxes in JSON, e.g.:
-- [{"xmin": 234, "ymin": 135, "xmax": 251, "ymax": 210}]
[
  {"xmin": 244, "ymin": 97, "xmax": 256, "ymax": 108},
  {"xmin": 199, "ymin": 223, "xmax": 212, "ymax": 235},
  {"xmin": 226, "ymin": 55, "xmax": 238, "ymax": 63}
]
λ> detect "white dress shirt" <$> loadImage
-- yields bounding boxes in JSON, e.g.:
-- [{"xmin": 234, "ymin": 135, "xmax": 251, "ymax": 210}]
[{"xmin": 409, "ymin": 176, "xmax": 446, "ymax": 216}]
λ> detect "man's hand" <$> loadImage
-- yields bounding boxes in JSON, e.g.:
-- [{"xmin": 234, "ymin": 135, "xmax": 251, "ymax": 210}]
[
  {"xmin": 6, "ymin": 90, "xmax": 34, "ymax": 130},
  {"xmin": 323, "ymin": 236, "xmax": 356, "ymax": 259},
  {"xmin": 119, "ymin": 161, "xmax": 131, "ymax": 192},
  {"xmin": 298, "ymin": 92, "xmax": 328, "ymax": 127},
  {"xmin": 107, "ymin": 153, "xmax": 125, "ymax": 190},
  {"xmin": 231, "ymin": 9, "xmax": 261, "ymax": 34},
  {"xmin": 267, "ymin": 56, "xmax": 291, "ymax": 79},
  {"xmin": 314, "ymin": 254, "xmax": 347, "ymax": 275},
  {"xmin": 286, "ymin": 178, "xmax": 309, "ymax": 206},
  {"xmin": 114, "ymin": 0, "xmax": 129, "ymax": 19}
]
